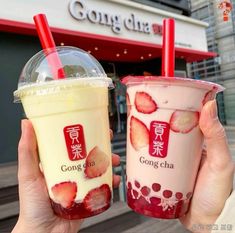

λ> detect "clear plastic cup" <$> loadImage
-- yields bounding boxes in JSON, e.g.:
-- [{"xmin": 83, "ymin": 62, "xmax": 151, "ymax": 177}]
[
  {"xmin": 122, "ymin": 76, "xmax": 224, "ymax": 219},
  {"xmin": 14, "ymin": 46, "xmax": 114, "ymax": 219}
]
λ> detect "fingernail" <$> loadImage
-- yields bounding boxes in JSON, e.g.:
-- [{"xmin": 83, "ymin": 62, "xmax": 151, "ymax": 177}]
[{"xmin": 210, "ymin": 100, "xmax": 218, "ymax": 119}]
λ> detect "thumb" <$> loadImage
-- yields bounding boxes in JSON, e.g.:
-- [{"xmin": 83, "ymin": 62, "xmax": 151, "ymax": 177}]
[
  {"xmin": 199, "ymin": 100, "xmax": 232, "ymax": 171},
  {"xmin": 18, "ymin": 119, "xmax": 41, "ymax": 183}
]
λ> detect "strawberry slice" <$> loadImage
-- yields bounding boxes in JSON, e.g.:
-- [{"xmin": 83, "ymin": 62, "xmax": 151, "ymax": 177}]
[
  {"xmin": 202, "ymin": 90, "xmax": 215, "ymax": 105},
  {"xmin": 84, "ymin": 146, "xmax": 110, "ymax": 178},
  {"xmin": 126, "ymin": 93, "xmax": 131, "ymax": 117},
  {"xmin": 170, "ymin": 110, "xmax": 199, "ymax": 134},
  {"xmin": 134, "ymin": 92, "xmax": 157, "ymax": 114},
  {"xmin": 51, "ymin": 181, "xmax": 77, "ymax": 208},
  {"xmin": 84, "ymin": 184, "xmax": 111, "ymax": 212},
  {"xmin": 130, "ymin": 116, "xmax": 149, "ymax": 150}
]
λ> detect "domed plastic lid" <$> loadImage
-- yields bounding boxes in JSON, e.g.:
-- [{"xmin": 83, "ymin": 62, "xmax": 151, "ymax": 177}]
[{"xmin": 14, "ymin": 46, "xmax": 113, "ymax": 102}]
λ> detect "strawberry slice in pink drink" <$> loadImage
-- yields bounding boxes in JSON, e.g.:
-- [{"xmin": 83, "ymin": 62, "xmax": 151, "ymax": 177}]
[
  {"xmin": 134, "ymin": 92, "xmax": 157, "ymax": 114},
  {"xmin": 84, "ymin": 184, "xmax": 111, "ymax": 212},
  {"xmin": 130, "ymin": 116, "xmax": 149, "ymax": 151},
  {"xmin": 170, "ymin": 110, "xmax": 199, "ymax": 134},
  {"xmin": 84, "ymin": 146, "xmax": 110, "ymax": 178},
  {"xmin": 51, "ymin": 181, "xmax": 77, "ymax": 208}
]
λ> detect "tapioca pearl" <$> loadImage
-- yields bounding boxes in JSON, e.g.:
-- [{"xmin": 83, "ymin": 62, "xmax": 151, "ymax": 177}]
[
  {"xmin": 175, "ymin": 192, "xmax": 183, "ymax": 200},
  {"xmin": 134, "ymin": 195, "xmax": 148, "ymax": 211},
  {"xmin": 150, "ymin": 196, "xmax": 161, "ymax": 205},
  {"xmin": 134, "ymin": 180, "xmax": 140, "ymax": 189},
  {"xmin": 132, "ymin": 189, "xmax": 139, "ymax": 198},
  {"xmin": 175, "ymin": 200, "xmax": 185, "ymax": 216},
  {"xmin": 152, "ymin": 183, "xmax": 161, "ymax": 192},
  {"xmin": 186, "ymin": 192, "xmax": 192, "ymax": 199},
  {"xmin": 141, "ymin": 186, "xmax": 151, "ymax": 196},
  {"xmin": 137, "ymin": 195, "xmax": 149, "ymax": 207},
  {"xmin": 127, "ymin": 187, "xmax": 132, "ymax": 198},
  {"xmin": 127, "ymin": 182, "xmax": 132, "ymax": 190},
  {"xmin": 163, "ymin": 190, "xmax": 173, "ymax": 198}
]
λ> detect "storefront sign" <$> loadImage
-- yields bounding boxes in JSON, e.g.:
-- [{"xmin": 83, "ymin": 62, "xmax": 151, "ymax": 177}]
[
  {"xmin": 0, "ymin": 0, "xmax": 208, "ymax": 51},
  {"xmin": 69, "ymin": 0, "xmax": 162, "ymax": 36}
]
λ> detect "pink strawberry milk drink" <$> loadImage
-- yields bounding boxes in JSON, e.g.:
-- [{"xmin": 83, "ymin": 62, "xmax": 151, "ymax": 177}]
[
  {"xmin": 14, "ymin": 45, "xmax": 114, "ymax": 219},
  {"xmin": 122, "ymin": 18, "xmax": 224, "ymax": 219},
  {"xmin": 122, "ymin": 75, "xmax": 223, "ymax": 219}
]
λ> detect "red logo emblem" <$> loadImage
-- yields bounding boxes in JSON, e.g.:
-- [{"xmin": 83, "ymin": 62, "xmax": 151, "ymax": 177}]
[
  {"xmin": 218, "ymin": 0, "xmax": 232, "ymax": 21},
  {"xmin": 64, "ymin": 124, "xmax": 87, "ymax": 161},
  {"xmin": 152, "ymin": 23, "xmax": 163, "ymax": 35},
  {"xmin": 149, "ymin": 121, "xmax": 170, "ymax": 158}
]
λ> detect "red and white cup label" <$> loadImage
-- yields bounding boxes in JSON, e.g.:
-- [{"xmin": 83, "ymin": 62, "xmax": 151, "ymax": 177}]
[
  {"xmin": 149, "ymin": 121, "xmax": 170, "ymax": 158},
  {"xmin": 64, "ymin": 124, "xmax": 87, "ymax": 161}
]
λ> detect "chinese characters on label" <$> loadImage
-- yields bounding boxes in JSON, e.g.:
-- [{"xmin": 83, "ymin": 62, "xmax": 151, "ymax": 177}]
[
  {"xmin": 64, "ymin": 124, "xmax": 87, "ymax": 161},
  {"xmin": 218, "ymin": 0, "xmax": 233, "ymax": 21},
  {"xmin": 149, "ymin": 121, "xmax": 170, "ymax": 158}
]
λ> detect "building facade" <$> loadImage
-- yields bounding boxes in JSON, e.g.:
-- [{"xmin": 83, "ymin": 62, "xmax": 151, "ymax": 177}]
[
  {"xmin": 0, "ymin": 0, "xmax": 213, "ymax": 164},
  {"xmin": 190, "ymin": 0, "xmax": 235, "ymax": 125},
  {"xmin": 132, "ymin": 0, "xmax": 191, "ymax": 16}
]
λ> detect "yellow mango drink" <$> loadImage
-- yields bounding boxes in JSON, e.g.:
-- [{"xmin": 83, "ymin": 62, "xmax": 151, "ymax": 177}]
[{"xmin": 14, "ymin": 46, "xmax": 114, "ymax": 219}]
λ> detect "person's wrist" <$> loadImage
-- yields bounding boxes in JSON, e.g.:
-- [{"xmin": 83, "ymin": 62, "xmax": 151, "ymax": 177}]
[
  {"xmin": 187, "ymin": 214, "xmax": 219, "ymax": 233},
  {"xmin": 12, "ymin": 219, "xmax": 32, "ymax": 233},
  {"xmin": 12, "ymin": 218, "xmax": 50, "ymax": 233}
]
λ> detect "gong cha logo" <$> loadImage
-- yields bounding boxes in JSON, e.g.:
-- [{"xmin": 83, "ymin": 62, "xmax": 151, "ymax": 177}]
[
  {"xmin": 69, "ymin": 0, "xmax": 163, "ymax": 36},
  {"xmin": 218, "ymin": 0, "xmax": 233, "ymax": 21}
]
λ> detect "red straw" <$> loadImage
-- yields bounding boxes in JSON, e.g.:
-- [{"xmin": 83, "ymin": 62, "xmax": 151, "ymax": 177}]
[
  {"xmin": 161, "ymin": 18, "xmax": 175, "ymax": 77},
  {"xmin": 33, "ymin": 14, "xmax": 65, "ymax": 79}
]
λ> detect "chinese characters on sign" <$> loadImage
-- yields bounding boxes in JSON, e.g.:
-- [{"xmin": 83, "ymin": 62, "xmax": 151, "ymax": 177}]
[
  {"xmin": 152, "ymin": 24, "xmax": 163, "ymax": 35},
  {"xmin": 218, "ymin": 0, "xmax": 233, "ymax": 21},
  {"xmin": 149, "ymin": 121, "xmax": 170, "ymax": 158},
  {"xmin": 64, "ymin": 124, "xmax": 87, "ymax": 161}
]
